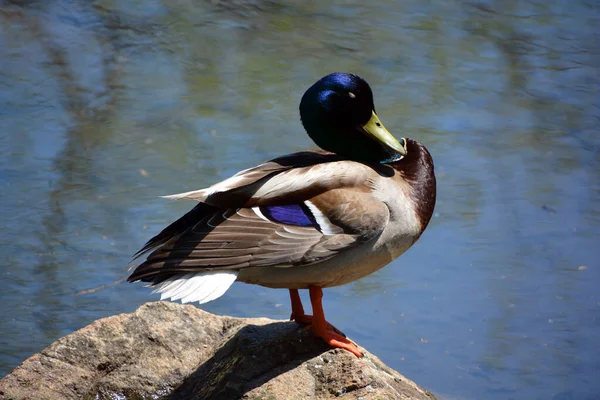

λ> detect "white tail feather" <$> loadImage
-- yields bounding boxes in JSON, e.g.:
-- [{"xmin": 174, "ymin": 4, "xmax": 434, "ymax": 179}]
[{"xmin": 151, "ymin": 271, "xmax": 238, "ymax": 304}]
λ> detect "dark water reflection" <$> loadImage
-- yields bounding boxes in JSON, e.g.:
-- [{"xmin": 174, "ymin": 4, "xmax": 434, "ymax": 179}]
[{"xmin": 1, "ymin": 1, "xmax": 598, "ymax": 399}]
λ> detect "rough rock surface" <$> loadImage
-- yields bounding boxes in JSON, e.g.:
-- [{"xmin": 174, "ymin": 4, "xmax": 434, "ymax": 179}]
[{"xmin": 0, "ymin": 301, "xmax": 436, "ymax": 400}]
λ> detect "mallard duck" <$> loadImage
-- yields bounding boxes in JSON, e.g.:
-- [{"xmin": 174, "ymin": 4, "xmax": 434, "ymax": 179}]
[{"xmin": 128, "ymin": 72, "xmax": 436, "ymax": 358}]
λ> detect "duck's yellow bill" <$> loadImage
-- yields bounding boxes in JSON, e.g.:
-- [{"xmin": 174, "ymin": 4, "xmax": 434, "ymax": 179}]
[{"xmin": 361, "ymin": 111, "xmax": 407, "ymax": 156}]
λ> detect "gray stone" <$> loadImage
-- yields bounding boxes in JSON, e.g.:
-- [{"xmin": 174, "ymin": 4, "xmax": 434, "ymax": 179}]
[{"xmin": 0, "ymin": 302, "xmax": 436, "ymax": 400}]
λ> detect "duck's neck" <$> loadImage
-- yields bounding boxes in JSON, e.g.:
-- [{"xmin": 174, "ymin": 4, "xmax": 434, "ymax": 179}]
[{"xmin": 390, "ymin": 139, "xmax": 436, "ymax": 232}]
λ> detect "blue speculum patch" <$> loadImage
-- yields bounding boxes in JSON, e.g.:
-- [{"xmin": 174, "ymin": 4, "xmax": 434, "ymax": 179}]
[{"xmin": 260, "ymin": 204, "xmax": 315, "ymax": 227}]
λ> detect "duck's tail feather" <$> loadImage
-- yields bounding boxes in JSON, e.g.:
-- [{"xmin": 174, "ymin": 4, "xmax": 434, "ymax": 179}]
[{"xmin": 149, "ymin": 271, "xmax": 238, "ymax": 304}]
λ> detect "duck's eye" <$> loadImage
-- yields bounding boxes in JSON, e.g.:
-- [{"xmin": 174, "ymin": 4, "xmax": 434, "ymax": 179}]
[{"xmin": 348, "ymin": 92, "xmax": 356, "ymax": 99}]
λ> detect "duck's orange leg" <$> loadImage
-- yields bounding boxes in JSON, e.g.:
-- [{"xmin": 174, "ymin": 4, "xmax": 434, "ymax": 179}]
[
  {"xmin": 289, "ymin": 289, "xmax": 311, "ymax": 324},
  {"xmin": 307, "ymin": 286, "xmax": 363, "ymax": 358},
  {"xmin": 289, "ymin": 289, "xmax": 344, "ymax": 336}
]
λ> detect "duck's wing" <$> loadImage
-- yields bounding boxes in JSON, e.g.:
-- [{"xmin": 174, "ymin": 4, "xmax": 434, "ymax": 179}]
[
  {"xmin": 130, "ymin": 151, "xmax": 337, "ymax": 260},
  {"xmin": 128, "ymin": 152, "xmax": 392, "ymax": 289},
  {"xmin": 129, "ymin": 194, "xmax": 388, "ymax": 280}
]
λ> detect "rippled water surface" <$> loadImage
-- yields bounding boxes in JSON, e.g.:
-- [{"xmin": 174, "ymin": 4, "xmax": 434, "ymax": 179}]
[{"xmin": 1, "ymin": 1, "xmax": 599, "ymax": 399}]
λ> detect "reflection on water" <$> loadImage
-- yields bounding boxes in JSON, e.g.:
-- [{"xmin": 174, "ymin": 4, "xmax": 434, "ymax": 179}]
[{"xmin": 0, "ymin": 1, "xmax": 598, "ymax": 399}]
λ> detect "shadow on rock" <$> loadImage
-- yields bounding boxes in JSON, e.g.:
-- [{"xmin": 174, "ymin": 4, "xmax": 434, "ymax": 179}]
[{"xmin": 169, "ymin": 321, "xmax": 332, "ymax": 400}]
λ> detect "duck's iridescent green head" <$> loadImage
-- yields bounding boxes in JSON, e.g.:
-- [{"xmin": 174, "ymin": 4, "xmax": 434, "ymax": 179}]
[{"xmin": 299, "ymin": 72, "xmax": 407, "ymax": 164}]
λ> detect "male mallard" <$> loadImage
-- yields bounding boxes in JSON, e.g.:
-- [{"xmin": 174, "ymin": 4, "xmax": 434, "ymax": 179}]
[{"xmin": 128, "ymin": 72, "xmax": 436, "ymax": 358}]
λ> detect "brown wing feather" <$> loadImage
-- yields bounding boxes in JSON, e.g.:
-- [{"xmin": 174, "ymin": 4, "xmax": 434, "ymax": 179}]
[
  {"xmin": 127, "ymin": 207, "xmax": 361, "ymax": 284},
  {"xmin": 308, "ymin": 189, "xmax": 389, "ymax": 240}
]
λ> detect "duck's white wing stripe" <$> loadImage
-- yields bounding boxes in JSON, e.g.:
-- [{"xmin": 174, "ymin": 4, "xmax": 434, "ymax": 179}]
[
  {"xmin": 304, "ymin": 201, "xmax": 343, "ymax": 235},
  {"xmin": 252, "ymin": 206, "xmax": 271, "ymax": 222},
  {"xmin": 152, "ymin": 271, "xmax": 238, "ymax": 304}
]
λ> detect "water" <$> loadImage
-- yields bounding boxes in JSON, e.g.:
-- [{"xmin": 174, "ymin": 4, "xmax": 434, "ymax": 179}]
[{"xmin": 1, "ymin": 1, "xmax": 599, "ymax": 399}]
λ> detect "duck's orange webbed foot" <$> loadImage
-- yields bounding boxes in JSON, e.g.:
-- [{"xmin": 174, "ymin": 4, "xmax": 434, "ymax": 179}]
[
  {"xmin": 288, "ymin": 288, "xmax": 363, "ymax": 358},
  {"xmin": 292, "ymin": 314, "xmax": 346, "ymax": 337},
  {"xmin": 312, "ymin": 327, "xmax": 363, "ymax": 358}
]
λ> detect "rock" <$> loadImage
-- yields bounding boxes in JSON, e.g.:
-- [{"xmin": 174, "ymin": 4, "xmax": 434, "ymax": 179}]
[{"xmin": 0, "ymin": 302, "xmax": 436, "ymax": 400}]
